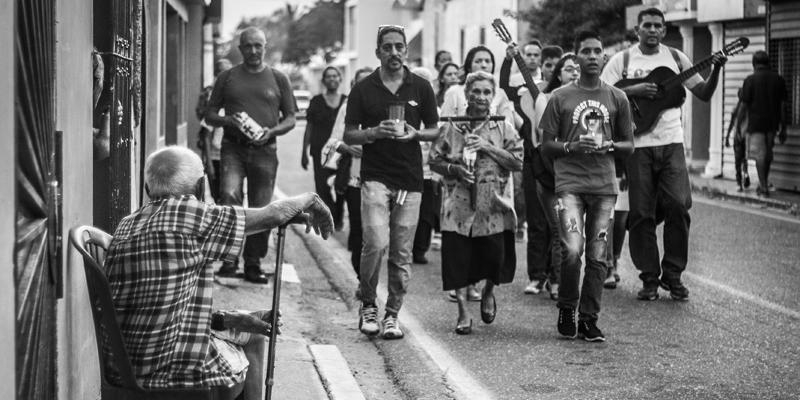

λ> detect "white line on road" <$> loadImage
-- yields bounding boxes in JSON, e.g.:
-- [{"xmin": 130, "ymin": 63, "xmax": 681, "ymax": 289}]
[
  {"xmin": 684, "ymin": 271, "xmax": 800, "ymax": 320},
  {"xmin": 693, "ymin": 195, "xmax": 800, "ymax": 225}
]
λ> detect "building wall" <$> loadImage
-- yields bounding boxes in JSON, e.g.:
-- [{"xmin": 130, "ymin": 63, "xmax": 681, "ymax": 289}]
[
  {"xmin": 439, "ymin": 0, "xmax": 517, "ymax": 66},
  {"xmin": 56, "ymin": 0, "xmax": 102, "ymax": 398},
  {"xmin": 0, "ymin": 0, "xmax": 16, "ymax": 398}
]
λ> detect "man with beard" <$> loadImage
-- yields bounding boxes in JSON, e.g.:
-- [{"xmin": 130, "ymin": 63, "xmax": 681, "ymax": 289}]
[
  {"xmin": 344, "ymin": 25, "xmax": 439, "ymax": 340},
  {"xmin": 601, "ymin": 8, "xmax": 726, "ymax": 301},
  {"xmin": 205, "ymin": 27, "xmax": 297, "ymax": 284}
]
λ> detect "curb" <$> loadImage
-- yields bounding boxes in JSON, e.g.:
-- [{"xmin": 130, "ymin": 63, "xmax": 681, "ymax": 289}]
[
  {"xmin": 309, "ymin": 345, "xmax": 367, "ymax": 400},
  {"xmin": 690, "ymin": 180, "xmax": 800, "ymax": 216}
]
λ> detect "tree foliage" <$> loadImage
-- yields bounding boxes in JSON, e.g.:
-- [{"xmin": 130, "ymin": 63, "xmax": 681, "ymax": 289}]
[{"xmin": 521, "ymin": 0, "xmax": 640, "ymax": 51}]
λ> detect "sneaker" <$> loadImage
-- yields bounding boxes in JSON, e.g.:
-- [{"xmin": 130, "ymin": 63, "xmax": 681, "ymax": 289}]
[
  {"xmin": 382, "ymin": 315, "xmax": 404, "ymax": 340},
  {"xmin": 578, "ymin": 320, "xmax": 606, "ymax": 342},
  {"xmin": 603, "ymin": 273, "xmax": 617, "ymax": 289},
  {"xmin": 447, "ymin": 290, "xmax": 457, "ymax": 302},
  {"xmin": 548, "ymin": 283, "xmax": 559, "ymax": 301},
  {"xmin": 637, "ymin": 283, "xmax": 659, "ymax": 301},
  {"xmin": 659, "ymin": 279, "xmax": 689, "ymax": 301},
  {"xmin": 557, "ymin": 307, "xmax": 577, "ymax": 339},
  {"xmin": 358, "ymin": 304, "xmax": 380, "ymax": 336},
  {"xmin": 524, "ymin": 279, "xmax": 545, "ymax": 295},
  {"xmin": 413, "ymin": 254, "xmax": 429, "ymax": 264}
]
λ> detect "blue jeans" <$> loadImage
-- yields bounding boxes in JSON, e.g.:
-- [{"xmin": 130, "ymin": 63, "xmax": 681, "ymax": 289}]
[
  {"xmin": 626, "ymin": 144, "xmax": 691, "ymax": 286},
  {"xmin": 555, "ymin": 193, "xmax": 615, "ymax": 322},
  {"xmin": 357, "ymin": 181, "xmax": 421, "ymax": 315},
  {"xmin": 220, "ymin": 139, "xmax": 279, "ymax": 267}
]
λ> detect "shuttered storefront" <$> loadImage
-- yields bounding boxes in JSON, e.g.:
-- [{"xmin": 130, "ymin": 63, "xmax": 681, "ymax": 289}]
[
  {"xmin": 721, "ymin": 21, "xmax": 765, "ymax": 183},
  {"xmin": 768, "ymin": 0, "xmax": 800, "ymax": 191}
]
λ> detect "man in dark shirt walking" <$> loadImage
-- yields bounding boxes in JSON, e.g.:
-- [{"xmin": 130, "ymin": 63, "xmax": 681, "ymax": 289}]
[
  {"xmin": 741, "ymin": 50, "xmax": 788, "ymax": 197},
  {"xmin": 344, "ymin": 24, "xmax": 439, "ymax": 340},
  {"xmin": 205, "ymin": 27, "xmax": 297, "ymax": 283}
]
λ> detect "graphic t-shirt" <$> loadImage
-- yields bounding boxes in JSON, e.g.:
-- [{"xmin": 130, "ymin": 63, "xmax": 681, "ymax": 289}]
[
  {"xmin": 600, "ymin": 44, "xmax": 702, "ymax": 148},
  {"xmin": 538, "ymin": 82, "xmax": 634, "ymax": 195}
]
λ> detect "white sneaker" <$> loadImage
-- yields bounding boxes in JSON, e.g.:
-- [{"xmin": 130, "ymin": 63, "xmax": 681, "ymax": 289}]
[
  {"xmin": 359, "ymin": 304, "xmax": 380, "ymax": 336},
  {"xmin": 382, "ymin": 315, "xmax": 404, "ymax": 340},
  {"xmin": 524, "ymin": 280, "xmax": 544, "ymax": 294}
]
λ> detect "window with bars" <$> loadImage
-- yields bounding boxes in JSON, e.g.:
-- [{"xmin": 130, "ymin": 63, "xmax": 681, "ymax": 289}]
[{"xmin": 769, "ymin": 37, "xmax": 800, "ymax": 126}]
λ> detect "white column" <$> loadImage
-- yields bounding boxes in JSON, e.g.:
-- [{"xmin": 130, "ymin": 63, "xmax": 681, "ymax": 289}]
[
  {"xmin": 703, "ymin": 22, "xmax": 725, "ymax": 178},
  {"xmin": 678, "ymin": 24, "xmax": 694, "ymax": 162}
]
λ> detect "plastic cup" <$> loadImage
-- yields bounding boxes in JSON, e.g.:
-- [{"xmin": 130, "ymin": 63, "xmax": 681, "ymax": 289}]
[{"xmin": 388, "ymin": 103, "xmax": 405, "ymax": 136}]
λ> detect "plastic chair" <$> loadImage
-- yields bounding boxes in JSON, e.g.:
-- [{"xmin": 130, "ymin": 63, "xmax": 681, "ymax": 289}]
[{"xmin": 69, "ymin": 226, "xmax": 212, "ymax": 400}]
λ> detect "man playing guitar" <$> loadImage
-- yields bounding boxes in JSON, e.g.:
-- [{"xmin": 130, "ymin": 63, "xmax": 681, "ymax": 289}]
[{"xmin": 600, "ymin": 7, "xmax": 727, "ymax": 302}]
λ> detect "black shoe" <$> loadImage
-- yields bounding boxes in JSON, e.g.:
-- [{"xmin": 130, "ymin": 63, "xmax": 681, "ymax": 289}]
[
  {"xmin": 455, "ymin": 318, "xmax": 473, "ymax": 335},
  {"xmin": 480, "ymin": 290, "xmax": 496, "ymax": 324},
  {"xmin": 578, "ymin": 320, "xmax": 606, "ymax": 342},
  {"xmin": 413, "ymin": 254, "xmax": 428, "ymax": 264},
  {"xmin": 743, "ymin": 173, "xmax": 751, "ymax": 189},
  {"xmin": 216, "ymin": 262, "xmax": 239, "ymax": 277},
  {"xmin": 637, "ymin": 283, "xmax": 659, "ymax": 301},
  {"xmin": 557, "ymin": 307, "xmax": 577, "ymax": 339},
  {"xmin": 244, "ymin": 266, "xmax": 272, "ymax": 284},
  {"xmin": 659, "ymin": 279, "xmax": 689, "ymax": 301}
]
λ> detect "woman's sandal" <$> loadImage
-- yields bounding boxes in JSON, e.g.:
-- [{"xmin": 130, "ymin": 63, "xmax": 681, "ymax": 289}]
[{"xmin": 455, "ymin": 318, "xmax": 473, "ymax": 335}]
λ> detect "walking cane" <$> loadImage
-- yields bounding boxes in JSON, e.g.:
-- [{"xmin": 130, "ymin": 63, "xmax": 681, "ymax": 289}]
[{"xmin": 264, "ymin": 221, "xmax": 288, "ymax": 400}]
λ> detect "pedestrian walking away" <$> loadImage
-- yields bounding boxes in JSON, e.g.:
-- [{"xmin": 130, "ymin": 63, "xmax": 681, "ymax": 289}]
[
  {"xmin": 103, "ymin": 146, "xmax": 332, "ymax": 400},
  {"xmin": 541, "ymin": 31, "xmax": 634, "ymax": 342},
  {"xmin": 724, "ymin": 88, "xmax": 750, "ymax": 192},
  {"xmin": 205, "ymin": 27, "xmax": 297, "ymax": 284},
  {"xmin": 343, "ymin": 24, "xmax": 440, "ymax": 340},
  {"xmin": 430, "ymin": 70, "xmax": 523, "ymax": 335},
  {"xmin": 301, "ymin": 65, "xmax": 348, "ymax": 230},
  {"xmin": 741, "ymin": 50, "xmax": 789, "ymax": 198},
  {"xmin": 600, "ymin": 7, "xmax": 727, "ymax": 301}
]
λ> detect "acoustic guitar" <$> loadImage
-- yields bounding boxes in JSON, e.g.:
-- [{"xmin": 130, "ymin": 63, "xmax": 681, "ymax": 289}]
[
  {"xmin": 491, "ymin": 18, "xmax": 539, "ymax": 125},
  {"xmin": 615, "ymin": 37, "xmax": 749, "ymax": 136}
]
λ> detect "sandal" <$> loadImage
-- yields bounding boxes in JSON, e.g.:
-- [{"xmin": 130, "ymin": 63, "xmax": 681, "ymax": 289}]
[{"xmin": 455, "ymin": 318, "xmax": 473, "ymax": 335}]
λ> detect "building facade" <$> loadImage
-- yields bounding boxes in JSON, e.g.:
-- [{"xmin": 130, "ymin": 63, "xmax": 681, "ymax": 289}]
[{"xmin": 1, "ymin": 0, "xmax": 220, "ymax": 399}]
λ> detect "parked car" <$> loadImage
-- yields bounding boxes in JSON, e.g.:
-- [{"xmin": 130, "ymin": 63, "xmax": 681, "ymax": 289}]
[{"xmin": 294, "ymin": 89, "xmax": 311, "ymax": 119}]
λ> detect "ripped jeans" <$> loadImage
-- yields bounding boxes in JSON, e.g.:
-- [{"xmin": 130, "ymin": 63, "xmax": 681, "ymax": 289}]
[{"xmin": 555, "ymin": 192, "xmax": 616, "ymax": 322}]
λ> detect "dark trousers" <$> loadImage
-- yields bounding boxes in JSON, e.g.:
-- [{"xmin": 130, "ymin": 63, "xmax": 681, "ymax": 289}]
[
  {"xmin": 523, "ymin": 158, "xmax": 552, "ymax": 282},
  {"xmin": 313, "ymin": 155, "xmax": 345, "ymax": 226},
  {"xmin": 606, "ymin": 210, "xmax": 628, "ymax": 268},
  {"xmin": 556, "ymin": 193, "xmax": 615, "ymax": 322},
  {"xmin": 207, "ymin": 159, "xmax": 221, "ymax": 202},
  {"xmin": 627, "ymin": 143, "xmax": 692, "ymax": 285},
  {"xmin": 345, "ymin": 186, "xmax": 362, "ymax": 279},
  {"xmin": 536, "ymin": 180, "xmax": 562, "ymax": 284},
  {"xmin": 220, "ymin": 140, "xmax": 278, "ymax": 268},
  {"xmin": 413, "ymin": 179, "xmax": 441, "ymax": 258}
]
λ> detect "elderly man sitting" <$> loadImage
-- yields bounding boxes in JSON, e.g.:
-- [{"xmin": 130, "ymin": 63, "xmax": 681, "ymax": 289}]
[{"xmin": 103, "ymin": 146, "xmax": 333, "ymax": 400}]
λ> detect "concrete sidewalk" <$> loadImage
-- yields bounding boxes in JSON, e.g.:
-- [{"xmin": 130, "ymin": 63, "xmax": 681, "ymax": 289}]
[{"xmin": 689, "ymin": 172, "xmax": 800, "ymax": 216}]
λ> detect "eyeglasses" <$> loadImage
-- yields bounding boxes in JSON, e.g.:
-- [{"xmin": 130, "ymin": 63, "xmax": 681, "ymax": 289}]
[{"xmin": 562, "ymin": 66, "xmax": 580, "ymax": 73}]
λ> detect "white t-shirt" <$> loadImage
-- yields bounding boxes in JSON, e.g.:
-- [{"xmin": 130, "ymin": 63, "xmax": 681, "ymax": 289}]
[
  {"xmin": 601, "ymin": 44, "xmax": 703, "ymax": 148},
  {"xmin": 440, "ymin": 83, "xmax": 516, "ymax": 123}
]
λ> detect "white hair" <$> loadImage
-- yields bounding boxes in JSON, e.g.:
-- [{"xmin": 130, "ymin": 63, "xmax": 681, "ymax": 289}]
[
  {"xmin": 463, "ymin": 70, "xmax": 495, "ymax": 93},
  {"xmin": 144, "ymin": 146, "xmax": 204, "ymax": 198},
  {"xmin": 411, "ymin": 66, "xmax": 434, "ymax": 82}
]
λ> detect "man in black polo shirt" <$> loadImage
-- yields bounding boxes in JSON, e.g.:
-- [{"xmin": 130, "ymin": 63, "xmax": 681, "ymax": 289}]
[
  {"xmin": 205, "ymin": 27, "xmax": 296, "ymax": 283},
  {"xmin": 344, "ymin": 25, "xmax": 439, "ymax": 340},
  {"xmin": 741, "ymin": 50, "xmax": 788, "ymax": 197}
]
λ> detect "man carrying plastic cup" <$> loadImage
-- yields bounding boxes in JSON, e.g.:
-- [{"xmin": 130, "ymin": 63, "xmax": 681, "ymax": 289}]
[{"xmin": 343, "ymin": 24, "xmax": 440, "ymax": 340}]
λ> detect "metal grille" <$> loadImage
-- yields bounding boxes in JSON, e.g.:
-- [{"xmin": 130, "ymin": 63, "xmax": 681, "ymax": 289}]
[{"xmin": 769, "ymin": 37, "xmax": 800, "ymax": 126}]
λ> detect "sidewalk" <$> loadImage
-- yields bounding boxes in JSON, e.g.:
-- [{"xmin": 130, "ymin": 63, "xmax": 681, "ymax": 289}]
[{"xmin": 689, "ymin": 172, "xmax": 800, "ymax": 216}]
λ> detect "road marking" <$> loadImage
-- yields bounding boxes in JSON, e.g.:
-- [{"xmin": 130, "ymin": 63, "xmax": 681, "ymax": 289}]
[
  {"xmin": 693, "ymin": 196, "xmax": 800, "ymax": 225},
  {"xmin": 281, "ymin": 263, "xmax": 301, "ymax": 283},
  {"xmin": 309, "ymin": 345, "xmax": 366, "ymax": 400},
  {"xmin": 684, "ymin": 271, "xmax": 800, "ymax": 320}
]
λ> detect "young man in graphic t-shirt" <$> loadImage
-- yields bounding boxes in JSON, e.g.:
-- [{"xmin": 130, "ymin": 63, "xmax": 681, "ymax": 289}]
[
  {"xmin": 600, "ymin": 7, "xmax": 726, "ymax": 302},
  {"xmin": 540, "ymin": 31, "xmax": 634, "ymax": 342}
]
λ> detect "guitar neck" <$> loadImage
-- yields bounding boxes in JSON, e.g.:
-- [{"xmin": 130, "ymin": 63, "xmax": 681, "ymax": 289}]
[
  {"xmin": 663, "ymin": 51, "xmax": 720, "ymax": 89},
  {"xmin": 513, "ymin": 53, "xmax": 538, "ymax": 93}
]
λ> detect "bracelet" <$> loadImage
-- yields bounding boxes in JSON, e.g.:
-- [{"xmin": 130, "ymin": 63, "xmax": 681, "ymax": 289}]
[{"xmin": 563, "ymin": 142, "xmax": 570, "ymax": 154}]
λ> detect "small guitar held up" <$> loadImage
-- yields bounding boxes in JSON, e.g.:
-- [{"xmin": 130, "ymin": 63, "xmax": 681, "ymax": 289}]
[
  {"xmin": 491, "ymin": 18, "xmax": 539, "ymax": 125},
  {"xmin": 615, "ymin": 37, "xmax": 749, "ymax": 136}
]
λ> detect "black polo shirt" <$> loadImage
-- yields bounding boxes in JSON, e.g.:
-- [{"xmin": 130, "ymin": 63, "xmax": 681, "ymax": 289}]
[
  {"xmin": 345, "ymin": 67, "xmax": 438, "ymax": 191},
  {"xmin": 742, "ymin": 66, "xmax": 787, "ymax": 133}
]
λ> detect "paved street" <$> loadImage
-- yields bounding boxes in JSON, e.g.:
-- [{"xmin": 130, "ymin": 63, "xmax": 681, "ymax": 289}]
[{"xmin": 274, "ymin": 121, "xmax": 800, "ymax": 399}]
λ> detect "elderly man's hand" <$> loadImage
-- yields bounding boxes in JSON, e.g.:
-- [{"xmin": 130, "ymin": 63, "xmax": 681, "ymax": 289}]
[
  {"xmin": 222, "ymin": 310, "xmax": 281, "ymax": 336},
  {"xmin": 271, "ymin": 193, "xmax": 334, "ymax": 238}
]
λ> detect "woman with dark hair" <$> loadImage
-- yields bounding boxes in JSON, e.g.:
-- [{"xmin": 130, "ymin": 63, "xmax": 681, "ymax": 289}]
[
  {"xmin": 430, "ymin": 71, "xmax": 523, "ymax": 334},
  {"xmin": 301, "ymin": 66, "xmax": 347, "ymax": 230},
  {"xmin": 542, "ymin": 53, "xmax": 579, "ymax": 95},
  {"xmin": 436, "ymin": 62, "xmax": 460, "ymax": 108},
  {"xmin": 441, "ymin": 45, "xmax": 515, "ymax": 122}
]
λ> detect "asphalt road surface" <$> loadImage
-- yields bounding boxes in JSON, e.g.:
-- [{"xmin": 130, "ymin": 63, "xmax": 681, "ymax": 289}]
[{"xmin": 275, "ymin": 121, "xmax": 800, "ymax": 399}]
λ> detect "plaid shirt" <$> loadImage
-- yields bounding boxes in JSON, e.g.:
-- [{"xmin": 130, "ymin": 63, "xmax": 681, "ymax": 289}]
[{"xmin": 104, "ymin": 195, "xmax": 245, "ymax": 388}]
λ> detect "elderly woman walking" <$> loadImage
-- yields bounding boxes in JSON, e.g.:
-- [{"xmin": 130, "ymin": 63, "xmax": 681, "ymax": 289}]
[{"xmin": 430, "ymin": 71, "xmax": 523, "ymax": 335}]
